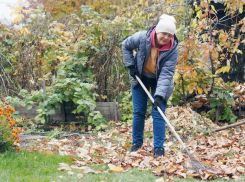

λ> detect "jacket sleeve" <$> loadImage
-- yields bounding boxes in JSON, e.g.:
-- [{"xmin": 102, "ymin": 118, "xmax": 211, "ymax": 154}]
[
  {"xmin": 154, "ymin": 48, "xmax": 178, "ymax": 100},
  {"xmin": 121, "ymin": 31, "xmax": 142, "ymax": 68}
]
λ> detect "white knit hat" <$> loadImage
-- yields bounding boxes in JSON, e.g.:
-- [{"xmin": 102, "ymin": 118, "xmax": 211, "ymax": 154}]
[{"xmin": 155, "ymin": 14, "xmax": 176, "ymax": 35}]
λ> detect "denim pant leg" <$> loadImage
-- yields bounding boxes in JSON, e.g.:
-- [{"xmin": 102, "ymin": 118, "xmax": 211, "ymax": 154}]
[
  {"xmin": 151, "ymin": 86, "xmax": 166, "ymax": 151},
  {"xmin": 131, "ymin": 84, "xmax": 148, "ymax": 147}
]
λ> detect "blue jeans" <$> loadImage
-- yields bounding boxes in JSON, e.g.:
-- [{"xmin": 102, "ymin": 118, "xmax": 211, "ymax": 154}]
[{"xmin": 131, "ymin": 83, "xmax": 166, "ymax": 152}]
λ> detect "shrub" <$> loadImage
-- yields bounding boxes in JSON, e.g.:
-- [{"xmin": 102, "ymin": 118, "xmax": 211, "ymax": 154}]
[
  {"xmin": 119, "ymin": 89, "xmax": 152, "ymax": 124},
  {"xmin": 119, "ymin": 90, "xmax": 134, "ymax": 123},
  {"xmin": 0, "ymin": 98, "xmax": 21, "ymax": 153}
]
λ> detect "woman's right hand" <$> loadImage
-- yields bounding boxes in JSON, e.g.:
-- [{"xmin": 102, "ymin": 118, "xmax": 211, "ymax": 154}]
[{"xmin": 129, "ymin": 66, "xmax": 139, "ymax": 79}]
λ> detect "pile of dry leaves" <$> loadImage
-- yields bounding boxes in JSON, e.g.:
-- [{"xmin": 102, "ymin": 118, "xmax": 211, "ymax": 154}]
[{"xmin": 24, "ymin": 106, "xmax": 245, "ymax": 181}]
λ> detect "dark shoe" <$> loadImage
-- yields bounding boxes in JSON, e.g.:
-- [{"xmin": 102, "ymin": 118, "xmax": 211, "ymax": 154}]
[
  {"xmin": 154, "ymin": 147, "xmax": 165, "ymax": 158},
  {"xmin": 130, "ymin": 143, "xmax": 141, "ymax": 152}
]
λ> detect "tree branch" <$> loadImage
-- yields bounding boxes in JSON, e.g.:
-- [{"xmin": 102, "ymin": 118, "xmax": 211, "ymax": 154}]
[{"xmin": 213, "ymin": 119, "xmax": 245, "ymax": 132}]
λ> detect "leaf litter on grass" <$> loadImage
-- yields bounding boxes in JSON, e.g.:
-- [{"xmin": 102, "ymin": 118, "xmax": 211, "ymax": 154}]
[{"xmin": 24, "ymin": 106, "xmax": 245, "ymax": 181}]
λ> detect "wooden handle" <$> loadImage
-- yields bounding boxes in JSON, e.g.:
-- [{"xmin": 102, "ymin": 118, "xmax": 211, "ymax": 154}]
[
  {"xmin": 136, "ymin": 76, "xmax": 192, "ymax": 156},
  {"xmin": 213, "ymin": 119, "xmax": 245, "ymax": 132}
]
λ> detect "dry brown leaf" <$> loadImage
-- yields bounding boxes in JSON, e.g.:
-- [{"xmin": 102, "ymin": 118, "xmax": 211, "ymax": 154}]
[
  {"xmin": 70, "ymin": 165, "xmax": 87, "ymax": 170},
  {"xmin": 236, "ymin": 166, "xmax": 245, "ymax": 173},
  {"xmin": 58, "ymin": 163, "xmax": 71, "ymax": 171},
  {"xmin": 155, "ymin": 177, "xmax": 166, "ymax": 182},
  {"xmin": 132, "ymin": 162, "xmax": 139, "ymax": 167},
  {"xmin": 84, "ymin": 168, "xmax": 95, "ymax": 174},
  {"xmin": 176, "ymin": 171, "xmax": 186, "ymax": 178},
  {"xmin": 152, "ymin": 161, "xmax": 160, "ymax": 166},
  {"xmin": 108, "ymin": 164, "xmax": 116, "ymax": 170},
  {"xmin": 68, "ymin": 171, "xmax": 74, "ymax": 175},
  {"xmin": 168, "ymin": 167, "xmax": 177, "ymax": 173},
  {"xmin": 74, "ymin": 160, "xmax": 87, "ymax": 166},
  {"xmin": 42, "ymin": 150, "xmax": 56, "ymax": 155},
  {"xmin": 233, "ymin": 176, "xmax": 244, "ymax": 181},
  {"xmin": 77, "ymin": 173, "xmax": 84, "ymax": 179}
]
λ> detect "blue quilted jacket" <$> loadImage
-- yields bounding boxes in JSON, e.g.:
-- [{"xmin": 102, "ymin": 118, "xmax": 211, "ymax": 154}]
[{"xmin": 122, "ymin": 26, "xmax": 178, "ymax": 101}]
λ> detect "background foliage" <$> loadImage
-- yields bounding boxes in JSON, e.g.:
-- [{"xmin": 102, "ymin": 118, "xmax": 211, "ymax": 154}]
[{"xmin": 0, "ymin": 0, "xmax": 244, "ymax": 125}]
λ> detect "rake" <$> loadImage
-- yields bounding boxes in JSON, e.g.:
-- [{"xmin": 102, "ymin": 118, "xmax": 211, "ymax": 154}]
[{"xmin": 136, "ymin": 76, "xmax": 215, "ymax": 172}]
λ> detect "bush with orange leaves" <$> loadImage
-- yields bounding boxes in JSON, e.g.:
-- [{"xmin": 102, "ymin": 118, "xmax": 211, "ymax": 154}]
[{"xmin": 0, "ymin": 98, "xmax": 21, "ymax": 152}]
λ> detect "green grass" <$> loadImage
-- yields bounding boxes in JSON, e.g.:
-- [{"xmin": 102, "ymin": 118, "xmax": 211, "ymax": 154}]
[
  {"xmin": 0, "ymin": 150, "xmax": 73, "ymax": 182},
  {"xmin": 0, "ymin": 150, "xmax": 157, "ymax": 182},
  {"xmin": 145, "ymin": 131, "xmax": 153, "ymax": 138},
  {"xmin": 0, "ymin": 150, "xmax": 241, "ymax": 182}
]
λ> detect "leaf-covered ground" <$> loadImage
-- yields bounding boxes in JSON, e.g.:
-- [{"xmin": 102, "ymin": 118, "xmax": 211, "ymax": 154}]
[{"xmin": 23, "ymin": 107, "xmax": 245, "ymax": 181}]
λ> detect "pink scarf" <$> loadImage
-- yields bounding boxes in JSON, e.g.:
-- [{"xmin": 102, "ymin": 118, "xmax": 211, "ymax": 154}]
[{"xmin": 150, "ymin": 28, "xmax": 174, "ymax": 69}]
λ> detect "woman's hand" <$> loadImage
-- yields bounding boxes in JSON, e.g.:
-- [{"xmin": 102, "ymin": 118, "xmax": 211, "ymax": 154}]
[
  {"xmin": 129, "ymin": 66, "xmax": 139, "ymax": 79},
  {"xmin": 154, "ymin": 96, "xmax": 162, "ymax": 110}
]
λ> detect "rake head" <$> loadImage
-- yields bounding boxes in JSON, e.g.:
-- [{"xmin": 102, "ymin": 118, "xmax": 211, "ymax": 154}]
[{"xmin": 189, "ymin": 156, "xmax": 216, "ymax": 172}]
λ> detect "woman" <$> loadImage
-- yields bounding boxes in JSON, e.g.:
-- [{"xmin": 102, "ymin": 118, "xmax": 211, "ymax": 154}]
[{"xmin": 122, "ymin": 14, "xmax": 178, "ymax": 158}]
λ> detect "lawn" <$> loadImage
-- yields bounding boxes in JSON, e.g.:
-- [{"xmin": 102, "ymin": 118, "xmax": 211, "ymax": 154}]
[
  {"xmin": 0, "ymin": 150, "xmax": 232, "ymax": 182},
  {"xmin": 0, "ymin": 150, "xmax": 159, "ymax": 182}
]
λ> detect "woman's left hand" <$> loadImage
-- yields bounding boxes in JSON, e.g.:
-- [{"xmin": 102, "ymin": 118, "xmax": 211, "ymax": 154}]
[{"xmin": 153, "ymin": 96, "xmax": 162, "ymax": 110}]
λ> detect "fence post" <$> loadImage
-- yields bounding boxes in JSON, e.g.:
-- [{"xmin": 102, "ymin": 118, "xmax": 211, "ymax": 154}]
[{"xmin": 113, "ymin": 99, "xmax": 118, "ymax": 122}]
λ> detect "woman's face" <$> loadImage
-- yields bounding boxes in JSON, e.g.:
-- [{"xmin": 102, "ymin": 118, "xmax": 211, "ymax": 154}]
[{"xmin": 156, "ymin": 32, "xmax": 173, "ymax": 46}]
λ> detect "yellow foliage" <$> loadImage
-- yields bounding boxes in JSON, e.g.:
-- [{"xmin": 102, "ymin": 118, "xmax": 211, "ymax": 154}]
[
  {"xmin": 196, "ymin": 10, "xmax": 202, "ymax": 18},
  {"xmin": 22, "ymin": 10, "xmax": 30, "ymax": 14},
  {"xmin": 113, "ymin": 16, "xmax": 123, "ymax": 22},
  {"xmin": 20, "ymin": 27, "xmax": 30, "ymax": 35},
  {"xmin": 215, "ymin": 66, "xmax": 230, "ymax": 74},
  {"xmin": 203, "ymin": 88, "xmax": 208, "ymax": 94},
  {"xmin": 197, "ymin": 87, "xmax": 203, "ymax": 94},
  {"xmin": 211, "ymin": 5, "xmax": 217, "ymax": 13},
  {"xmin": 188, "ymin": 82, "xmax": 197, "ymax": 94},
  {"xmin": 239, "ymin": 5, "xmax": 243, "ymax": 14},
  {"xmin": 215, "ymin": 78, "xmax": 223, "ymax": 85},
  {"xmin": 14, "ymin": 15, "xmax": 22, "ymax": 24},
  {"xmin": 191, "ymin": 70, "xmax": 197, "ymax": 77}
]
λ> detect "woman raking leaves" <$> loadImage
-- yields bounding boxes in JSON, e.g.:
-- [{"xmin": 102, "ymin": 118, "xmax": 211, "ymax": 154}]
[{"xmin": 122, "ymin": 14, "xmax": 178, "ymax": 158}]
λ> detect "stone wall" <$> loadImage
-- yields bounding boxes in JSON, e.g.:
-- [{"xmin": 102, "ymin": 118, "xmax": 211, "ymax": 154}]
[{"xmin": 15, "ymin": 102, "xmax": 121, "ymax": 122}]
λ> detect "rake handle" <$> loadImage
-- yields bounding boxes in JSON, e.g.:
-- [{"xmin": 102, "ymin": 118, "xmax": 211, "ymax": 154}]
[{"xmin": 136, "ymin": 76, "xmax": 192, "ymax": 156}]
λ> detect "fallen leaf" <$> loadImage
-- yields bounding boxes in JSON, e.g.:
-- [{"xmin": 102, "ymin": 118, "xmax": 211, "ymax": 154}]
[
  {"xmin": 42, "ymin": 150, "xmax": 56, "ymax": 155},
  {"xmin": 155, "ymin": 177, "xmax": 165, "ymax": 182},
  {"xmin": 168, "ymin": 167, "xmax": 177, "ymax": 173},
  {"xmin": 74, "ymin": 160, "xmax": 87, "ymax": 166},
  {"xmin": 102, "ymin": 159, "xmax": 110, "ymax": 163},
  {"xmin": 176, "ymin": 171, "xmax": 186, "ymax": 178},
  {"xmin": 233, "ymin": 176, "xmax": 244, "ymax": 181},
  {"xmin": 152, "ymin": 161, "xmax": 160, "ymax": 166},
  {"xmin": 58, "ymin": 163, "xmax": 71, "ymax": 171},
  {"xmin": 84, "ymin": 168, "xmax": 95, "ymax": 173},
  {"xmin": 77, "ymin": 173, "xmax": 83, "ymax": 179},
  {"xmin": 108, "ymin": 164, "xmax": 116, "ymax": 170},
  {"xmin": 236, "ymin": 166, "xmax": 245, "ymax": 173},
  {"xmin": 112, "ymin": 167, "xmax": 124, "ymax": 172}
]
